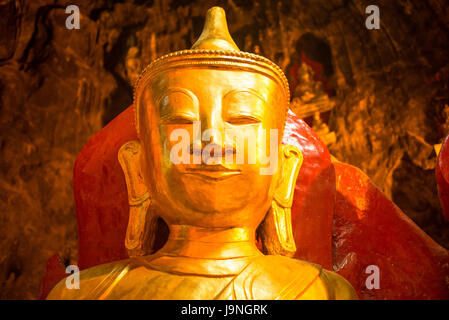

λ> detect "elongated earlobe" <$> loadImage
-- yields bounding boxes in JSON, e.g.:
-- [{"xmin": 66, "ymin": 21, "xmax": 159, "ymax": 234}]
[
  {"xmin": 118, "ymin": 140, "xmax": 158, "ymax": 257},
  {"xmin": 258, "ymin": 144, "xmax": 303, "ymax": 257}
]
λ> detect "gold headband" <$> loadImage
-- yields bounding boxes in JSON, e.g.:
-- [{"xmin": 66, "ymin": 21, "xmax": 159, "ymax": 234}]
[{"xmin": 133, "ymin": 7, "xmax": 290, "ymax": 136}]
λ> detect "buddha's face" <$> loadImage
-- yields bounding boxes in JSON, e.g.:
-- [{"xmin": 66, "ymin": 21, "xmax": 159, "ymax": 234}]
[{"xmin": 138, "ymin": 68, "xmax": 286, "ymax": 229}]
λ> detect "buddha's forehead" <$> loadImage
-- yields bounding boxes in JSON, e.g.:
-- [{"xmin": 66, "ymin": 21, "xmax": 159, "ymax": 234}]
[{"xmin": 149, "ymin": 67, "xmax": 280, "ymax": 102}]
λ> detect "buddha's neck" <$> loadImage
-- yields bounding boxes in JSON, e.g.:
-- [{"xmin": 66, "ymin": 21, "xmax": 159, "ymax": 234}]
[{"xmin": 158, "ymin": 224, "xmax": 262, "ymax": 260}]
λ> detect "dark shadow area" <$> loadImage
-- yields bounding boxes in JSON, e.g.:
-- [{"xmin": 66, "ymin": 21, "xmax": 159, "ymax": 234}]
[
  {"xmin": 296, "ymin": 33, "xmax": 334, "ymax": 78},
  {"xmin": 102, "ymin": 27, "xmax": 135, "ymax": 126},
  {"xmin": 392, "ymin": 153, "xmax": 449, "ymax": 249}
]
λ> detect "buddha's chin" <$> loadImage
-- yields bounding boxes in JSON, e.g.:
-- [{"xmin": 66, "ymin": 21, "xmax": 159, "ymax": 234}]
[{"xmin": 167, "ymin": 173, "xmax": 271, "ymax": 216}]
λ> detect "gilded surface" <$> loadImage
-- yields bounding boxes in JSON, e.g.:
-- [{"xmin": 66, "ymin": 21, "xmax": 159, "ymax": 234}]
[{"xmin": 48, "ymin": 7, "xmax": 357, "ymax": 300}]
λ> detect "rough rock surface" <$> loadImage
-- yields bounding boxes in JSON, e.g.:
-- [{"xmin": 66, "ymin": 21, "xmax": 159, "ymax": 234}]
[{"xmin": 0, "ymin": 0, "xmax": 448, "ymax": 299}]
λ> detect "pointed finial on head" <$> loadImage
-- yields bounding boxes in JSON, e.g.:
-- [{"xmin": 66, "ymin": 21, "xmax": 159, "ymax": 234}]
[{"xmin": 191, "ymin": 7, "xmax": 240, "ymax": 51}]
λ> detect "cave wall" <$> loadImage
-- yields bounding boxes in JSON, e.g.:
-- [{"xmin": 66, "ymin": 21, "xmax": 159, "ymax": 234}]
[{"xmin": 0, "ymin": 0, "xmax": 448, "ymax": 299}]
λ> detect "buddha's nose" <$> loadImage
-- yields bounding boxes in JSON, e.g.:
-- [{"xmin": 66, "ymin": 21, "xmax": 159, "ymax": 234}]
[
  {"xmin": 200, "ymin": 110, "xmax": 225, "ymax": 146},
  {"xmin": 200, "ymin": 131, "xmax": 225, "ymax": 164},
  {"xmin": 205, "ymin": 133, "xmax": 222, "ymax": 149},
  {"xmin": 189, "ymin": 138, "xmax": 235, "ymax": 160},
  {"xmin": 192, "ymin": 113, "xmax": 234, "ymax": 163}
]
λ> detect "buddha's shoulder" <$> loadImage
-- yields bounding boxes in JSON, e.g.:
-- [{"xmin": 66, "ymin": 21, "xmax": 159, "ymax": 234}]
[
  {"xmin": 228, "ymin": 255, "xmax": 357, "ymax": 300},
  {"xmin": 46, "ymin": 258, "xmax": 137, "ymax": 300},
  {"xmin": 318, "ymin": 268, "xmax": 359, "ymax": 300},
  {"xmin": 247, "ymin": 254, "xmax": 318, "ymax": 272}
]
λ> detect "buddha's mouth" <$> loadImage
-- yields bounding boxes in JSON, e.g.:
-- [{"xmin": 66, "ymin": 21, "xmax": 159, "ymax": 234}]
[{"xmin": 184, "ymin": 165, "xmax": 241, "ymax": 181}]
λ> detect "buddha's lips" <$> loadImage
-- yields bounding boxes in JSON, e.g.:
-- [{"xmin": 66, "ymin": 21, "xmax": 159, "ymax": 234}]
[{"xmin": 184, "ymin": 165, "xmax": 241, "ymax": 180}]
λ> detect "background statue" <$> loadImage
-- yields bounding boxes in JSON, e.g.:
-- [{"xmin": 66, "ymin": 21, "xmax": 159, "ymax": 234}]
[{"xmin": 290, "ymin": 62, "xmax": 336, "ymax": 146}]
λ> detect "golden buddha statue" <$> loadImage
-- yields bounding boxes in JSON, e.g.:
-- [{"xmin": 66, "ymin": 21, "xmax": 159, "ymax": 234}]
[{"xmin": 47, "ymin": 7, "xmax": 357, "ymax": 300}]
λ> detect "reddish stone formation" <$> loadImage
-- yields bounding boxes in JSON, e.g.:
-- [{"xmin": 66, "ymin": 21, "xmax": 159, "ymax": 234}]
[
  {"xmin": 334, "ymin": 162, "xmax": 449, "ymax": 299},
  {"xmin": 39, "ymin": 106, "xmax": 449, "ymax": 300},
  {"xmin": 37, "ymin": 254, "xmax": 66, "ymax": 301},
  {"xmin": 73, "ymin": 106, "xmax": 136, "ymax": 270},
  {"xmin": 284, "ymin": 110, "xmax": 335, "ymax": 270}
]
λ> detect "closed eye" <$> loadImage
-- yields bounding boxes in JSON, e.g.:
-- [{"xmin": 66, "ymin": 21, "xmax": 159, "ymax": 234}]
[
  {"xmin": 226, "ymin": 116, "xmax": 261, "ymax": 125},
  {"xmin": 162, "ymin": 115, "xmax": 196, "ymax": 124}
]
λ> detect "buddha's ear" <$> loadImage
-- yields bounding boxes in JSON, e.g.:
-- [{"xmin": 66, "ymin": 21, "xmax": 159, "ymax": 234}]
[
  {"xmin": 258, "ymin": 144, "xmax": 303, "ymax": 257},
  {"xmin": 118, "ymin": 140, "xmax": 157, "ymax": 257}
]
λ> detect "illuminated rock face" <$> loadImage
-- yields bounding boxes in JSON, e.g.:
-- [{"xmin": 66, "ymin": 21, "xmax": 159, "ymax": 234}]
[{"xmin": 0, "ymin": 0, "xmax": 448, "ymax": 299}]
